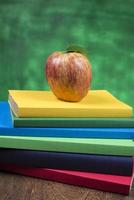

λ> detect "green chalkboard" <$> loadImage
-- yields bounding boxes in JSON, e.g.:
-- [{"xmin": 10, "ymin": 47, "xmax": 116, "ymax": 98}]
[{"xmin": 0, "ymin": 0, "xmax": 134, "ymax": 109}]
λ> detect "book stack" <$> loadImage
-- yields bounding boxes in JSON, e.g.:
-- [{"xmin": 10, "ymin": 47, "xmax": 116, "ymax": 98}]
[{"xmin": 0, "ymin": 90, "xmax": 134, "ymax": 195}]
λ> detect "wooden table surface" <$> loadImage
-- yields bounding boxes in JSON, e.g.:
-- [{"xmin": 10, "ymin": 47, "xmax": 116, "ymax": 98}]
[{"xmin": 0, "ymin": 172, "xmax": 133, "ymax": 200}]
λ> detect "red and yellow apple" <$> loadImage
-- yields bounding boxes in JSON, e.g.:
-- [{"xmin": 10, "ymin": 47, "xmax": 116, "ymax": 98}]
[{"xmin": 45, "ymin": 51, "xmax": 92, "ymax": 102}]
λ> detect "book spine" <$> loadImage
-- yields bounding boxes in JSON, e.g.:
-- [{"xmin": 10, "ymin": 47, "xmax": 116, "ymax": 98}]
[
  {"xmin": 0, "ymin": 149, "xmax": 132, "ymax": 176},
  {"xmin": 13, "ymin": 107, "xmax": 132, "ymax": 118},
  {"xmin": 1, "ymin": 127, "xmax": 134, "ymax": 139},
  {"xmin": 13, "ymin": 118, "xmax": 134, "ymax": 128},
  {"xmin": 0, "ymin": 137, "xmax": 133, "ymax": 156}
]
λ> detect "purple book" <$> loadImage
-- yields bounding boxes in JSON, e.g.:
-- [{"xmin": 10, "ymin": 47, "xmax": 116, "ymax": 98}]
[{"xmin": 0, "ymin": 148, "xmax": 133, "ymax": 176}]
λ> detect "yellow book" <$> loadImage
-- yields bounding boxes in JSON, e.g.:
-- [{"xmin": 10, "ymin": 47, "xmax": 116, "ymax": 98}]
[{"xmin": 8, "ymin": 90, "xmax": 132, "ymax": 118}]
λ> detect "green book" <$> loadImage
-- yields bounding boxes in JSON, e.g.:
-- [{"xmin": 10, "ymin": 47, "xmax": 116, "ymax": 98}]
[
  {"xmin": 13, "ymin": 115, "xmax": 134, "ymax": 128},
  {"xmin": 11, "ymin": 110, "xmax": 134, "ymax": 128},
  {"xmin": 0, "ymin": 136, "xmax": 133, "ymax": 156}
]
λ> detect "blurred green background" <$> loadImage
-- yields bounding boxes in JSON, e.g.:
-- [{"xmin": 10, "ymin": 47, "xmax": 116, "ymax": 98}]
[{"xmin": 0, "ymin": 0, "xmax": 134, "ymax": 108}]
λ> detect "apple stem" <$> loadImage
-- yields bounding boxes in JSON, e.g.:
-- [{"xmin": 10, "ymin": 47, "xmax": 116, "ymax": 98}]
[{"xmin": 65, "ymin": 45, "xmax": 88, "ymax": 56}]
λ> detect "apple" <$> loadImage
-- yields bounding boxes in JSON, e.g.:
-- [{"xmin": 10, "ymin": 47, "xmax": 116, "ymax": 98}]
[{"xmin": 45, "ymin": 51, "xmax": 92, "ymax": 102}]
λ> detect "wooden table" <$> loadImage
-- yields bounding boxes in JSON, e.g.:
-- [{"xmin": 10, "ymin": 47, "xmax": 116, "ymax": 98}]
[{"xmin": 0, "ymin": 172, "xmax": 133, "ymax": 200}]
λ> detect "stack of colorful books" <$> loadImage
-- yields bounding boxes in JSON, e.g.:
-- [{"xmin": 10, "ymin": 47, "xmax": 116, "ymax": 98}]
[{"xmin": 0, "ymin": 90, "xmax": 134, "ymax": 195}]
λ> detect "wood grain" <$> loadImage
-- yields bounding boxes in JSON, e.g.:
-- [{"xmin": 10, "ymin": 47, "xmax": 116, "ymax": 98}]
[{"xmin": 0, "ymin": 172, "xmax": 133, "ymax": 200}]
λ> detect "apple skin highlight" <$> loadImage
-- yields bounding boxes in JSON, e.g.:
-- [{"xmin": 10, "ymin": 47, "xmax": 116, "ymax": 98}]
[{"xmin": 45, "ymin": 51, "xmax": 92, "ymax": 102}]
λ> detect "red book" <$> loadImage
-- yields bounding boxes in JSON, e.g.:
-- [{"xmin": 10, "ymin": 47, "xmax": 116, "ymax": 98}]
[{"xmin": 0, "ymin": 163, "xmax": 133, "ymax": 195}]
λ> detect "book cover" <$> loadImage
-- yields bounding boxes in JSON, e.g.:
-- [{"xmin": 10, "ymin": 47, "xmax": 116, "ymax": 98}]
[
  {"xmin": 0, "ymin": 163, "xmax": 133, "ymax": 195},
  {"xmin": 0, "ymin": 148, "xmax": 132, "ymax": 176},
  {"xmin": 0, "ymin": 135, "xmax": 133, "ymax": 156},
  {"xmin": 1, "ymin": 102, "xmax": 134, "ymax": 139},
  {"xmin": 8, "ymin": 90, "xmax": 132, "ymax": 117}
]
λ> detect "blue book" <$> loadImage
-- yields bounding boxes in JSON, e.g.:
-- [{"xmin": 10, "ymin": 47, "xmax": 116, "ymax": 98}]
[
  {"xmin": 0, "ymin": 148, "xmax": 133, "ymax": 176},
  {"xmin": 1, "ymin": 101, "xmax": 134, "ymax": 139}
]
